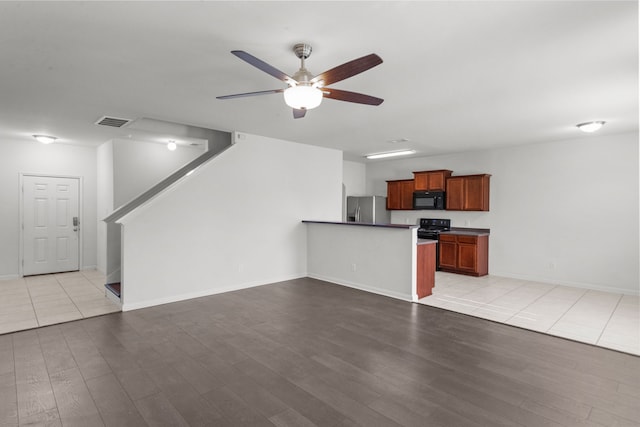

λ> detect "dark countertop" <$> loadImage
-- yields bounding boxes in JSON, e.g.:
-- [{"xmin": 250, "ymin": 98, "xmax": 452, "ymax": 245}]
[
  {"xmin": 417, "ymin": 239, "xmax": 438, "ymax": 245},
  {"xmin": 302, "ymin": 220, "xmax": 418, "ymax": 230},
  {"xmin": 442, "ymin": 227, "xmax": 490, "ymax": 236}
]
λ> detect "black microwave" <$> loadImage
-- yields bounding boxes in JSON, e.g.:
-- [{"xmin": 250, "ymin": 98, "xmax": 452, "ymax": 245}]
[{"xmin": 413, "ymin": 191, "xmax": 445, "ymax": 210}]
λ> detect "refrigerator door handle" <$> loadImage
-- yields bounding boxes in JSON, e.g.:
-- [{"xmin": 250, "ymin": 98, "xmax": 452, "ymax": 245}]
[{"xmin": 356, "ymin": 206, "xmax": 360, "ymax": 222}]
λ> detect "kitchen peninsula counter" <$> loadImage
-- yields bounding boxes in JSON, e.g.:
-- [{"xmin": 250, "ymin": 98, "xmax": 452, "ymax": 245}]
[
  {"xmin": 302, "ymin": 220, "xmax": 417, "ymax": 229},
  {"xmin": 442, "ymin": 227, "xmax": 490, "ymax": 237},
  {"xmin": 303, "ymin": 220, "xmax": 436, "ymax": 301}
]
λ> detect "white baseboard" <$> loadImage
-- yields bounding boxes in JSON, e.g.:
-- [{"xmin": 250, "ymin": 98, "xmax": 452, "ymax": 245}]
[
  {"xmin": 121, "ymin": 274, "xmax": 305, "ymax": 312},
  {"xmin": 0, "ymin": 274, "xmax": 20, "ymax": 281},
  {"xmin": 489, "ymin": 271, "xmax": 640, "ymax": 296},
  {"xmin": 307, "ymin": 273, "xmax": 413, "ymax": 302}
]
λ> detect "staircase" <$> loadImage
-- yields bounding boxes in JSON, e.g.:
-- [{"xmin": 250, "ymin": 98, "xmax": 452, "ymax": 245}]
[{"xmin": 102, "ymin": 129, "xmax": 233, "ymax": 304}]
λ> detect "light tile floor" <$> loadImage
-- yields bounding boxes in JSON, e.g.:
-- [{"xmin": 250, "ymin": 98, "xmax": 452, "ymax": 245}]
[
  {"xmin": 0, "ymin": 269, "xmax": 120, "ymax": 335},
  {"xmin": 420, "ymin": 272, "xmax": 640, "ymax": 356}
]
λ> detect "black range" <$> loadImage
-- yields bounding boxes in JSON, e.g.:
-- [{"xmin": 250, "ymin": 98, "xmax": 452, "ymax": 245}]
[{"xmin": 417, "ymin": 218, "xmax": 451, "ymax": 270}]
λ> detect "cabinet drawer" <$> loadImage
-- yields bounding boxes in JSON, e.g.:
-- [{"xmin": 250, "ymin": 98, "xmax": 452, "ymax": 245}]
[
  {"xmin": 457, "ymin": 235, "xmax": 478, "ymax": 244},
  {"xmin": 439, "ymin": 234, "xmax": 457, "ymax": 242}
]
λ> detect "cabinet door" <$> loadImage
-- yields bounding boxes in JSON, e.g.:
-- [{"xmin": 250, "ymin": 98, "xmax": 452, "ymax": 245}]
[
  {"xmin": 417, "ymin": 243, "xmax": 436, "ymax": 298},
  {"xmin": 414, "ymin": 171, "xmax": 451, "ymax": 191},
  {"xmin": 464, "ymin": 175, "xmax": 488, "ymax": 211},
  {"xmin": 387, "ymin": 180, "xmax": 414, "ymax": 210},
  {"xmin": 386, "ymin": 181, "xmax": 401, "ymax": 210},
  {"xmin": 445, "ymin": 177, "xmax": 465, "ymax": 210},
  {"xmin": 400, "ymin": 180, "xmax": 415, "ymax": 210},
  {"xmin": 438, "ymin": 235, "xmax": 457, "ymax": 269},
  {"xmin": 427, "ymin": 171, "xmax": 450, "ymax": 191},
  {"xmin": 457, "ymin": 236, "xmax": 478, "ymax": 273},
  {"xmin": 414, "ymin": 174, "xmax": 428, "ymax": 191}
]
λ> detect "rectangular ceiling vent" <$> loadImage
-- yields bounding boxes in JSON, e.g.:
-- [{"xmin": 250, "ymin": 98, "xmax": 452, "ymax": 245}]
[{"xmin": 95, "ymin": 116, "xmax": 132, "ymax": 128}]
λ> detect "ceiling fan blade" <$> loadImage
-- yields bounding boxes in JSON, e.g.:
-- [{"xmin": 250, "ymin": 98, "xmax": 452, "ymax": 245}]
[
  {"xmin": 311, "ymin": 54, "xmax": 382, "ymax": 87},
  {"xmin": 216, "ymin": 89, "xmax": 284, "ymax": 100},
  {"xmin": 322, "ymin": 88, "xmax": 384, "ymax": 105},
  {"xmin": 231, "ymin": 50, "xmax": 295, "ymax": 84},
  {"xmin": 293, "ymin": 108, "xmax": 307, "ymax": 119}
]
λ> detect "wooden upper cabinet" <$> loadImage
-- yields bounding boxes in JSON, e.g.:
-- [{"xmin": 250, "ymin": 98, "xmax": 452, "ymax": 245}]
[
  {"xmin": 445, "ymin": 174, "xmax": 491, "ymax": 211},
  {"xmin": 413, "ymin": 170, "xmax": 452, "ymax": 191},
  {"xmin": 386, "ymin": 179, "xmax": 414, "ymax": 210}
]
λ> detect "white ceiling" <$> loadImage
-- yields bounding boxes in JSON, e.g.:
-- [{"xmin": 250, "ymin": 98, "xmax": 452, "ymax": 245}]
[{"xmin": 0, "ymin": 1, "xmax": 637, "ymax": 161}]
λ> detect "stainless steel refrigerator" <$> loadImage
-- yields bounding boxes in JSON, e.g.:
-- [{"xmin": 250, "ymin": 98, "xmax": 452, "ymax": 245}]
[{"xmin": 346, "ymin": 196, "xmax": 390, "ymax": 224}]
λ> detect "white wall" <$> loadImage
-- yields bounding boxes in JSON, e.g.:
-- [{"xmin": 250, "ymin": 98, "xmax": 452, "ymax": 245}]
[
  {"xmin": 366, "ymin": 132, "xmax": 639, "ymax": 295},
  {"xmin": 96, "ymin": 141, "xmax": 114, "ymax": 274},
  {"xmin": 112, "ymin": 139, "xmax": 205, "ymax": 208},
  {"xmin": 119, "ymin": 132, "xmax": 343, "ymax": 310},
  {"xmin": 0, "ymin": 140, "xmax": 97, "ymax": 278},
  {"xmin": 343, "ymin": 160, "xmax": 367, "ymax": 196},
  {"xmin": 306, "ymin": 222, "xmax": 416, "ymax": 301}
]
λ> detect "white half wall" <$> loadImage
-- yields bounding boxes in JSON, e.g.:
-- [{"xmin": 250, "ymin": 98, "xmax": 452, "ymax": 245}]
[
  {"xmin": 366, "ymin": 132, "xmax": 639, "ymax": 295},
  {"xmin": 306, "ymin": 222, "xmax": 416, "ymax": 301},
  {"xmin": 0, "ymin": 139, "xmax": 97, "ymax": 278},
  {"xmin": 96, "ymin": 138, "xmax": 206, "ymax": 274},
  {"xmin": 118, "ymin": 132, "xmax": 342, "ymax": 310}
]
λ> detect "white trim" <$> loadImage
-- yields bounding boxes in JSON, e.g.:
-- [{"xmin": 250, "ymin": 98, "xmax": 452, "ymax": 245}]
[
  {"xmin": 19, "ymin": 173, "xmax": 83, "ymax": 277},
  {"xmin": 121, "ymin": 274, "xmax": 304, "ymax": 312},
  {"xmin": 490, "ymin": 271, "xmax": 640, "ymax": 296},
  {"xmin": 307, "ymin": 273, "xmax": 414, "ymax": 302},
  {"xmin": 0, "ymin": 274, "xmax": 20, "ymax": 281}
]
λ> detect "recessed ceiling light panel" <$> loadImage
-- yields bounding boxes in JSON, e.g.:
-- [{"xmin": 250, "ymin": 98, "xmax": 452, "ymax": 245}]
[{"xmin": 365, "ymin": 149, "xmax": 416, "ymax": 160}]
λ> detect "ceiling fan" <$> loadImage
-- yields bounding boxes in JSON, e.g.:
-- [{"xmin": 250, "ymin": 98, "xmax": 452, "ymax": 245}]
[{"xmin": 217, "ymin": 43, "xmax": 384, "ymax": 119}]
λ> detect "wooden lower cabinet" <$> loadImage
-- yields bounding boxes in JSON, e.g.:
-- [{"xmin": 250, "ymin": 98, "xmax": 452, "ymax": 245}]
[
  {"xmin": 438, "ymin": 234, "xmax": 488, "ymax": 276},
  {"xmin": 416, "ymin": 243, "xmax": 436, "ymax": 298}
]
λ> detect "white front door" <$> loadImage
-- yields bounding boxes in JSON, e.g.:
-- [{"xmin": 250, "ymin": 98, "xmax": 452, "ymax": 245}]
[{"xmin": 22, "ymin": 175, "xmax": 80, "ymax": 276}]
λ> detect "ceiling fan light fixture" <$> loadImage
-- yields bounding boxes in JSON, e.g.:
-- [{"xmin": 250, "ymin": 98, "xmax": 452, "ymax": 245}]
[
  {"xmin": 577, "ymin": 121, "xmax": 605, "ymax": 133},
  {"xmin": 284, "ymin": 85, "xmax": 323, "ymax": 110},
  {"xmin": 365, "ymin": 149, "xmax": 416, "ymax": 160},
  {"xmin": 33, "ymin": 134, "xmax": 57, "ymax": 144}
]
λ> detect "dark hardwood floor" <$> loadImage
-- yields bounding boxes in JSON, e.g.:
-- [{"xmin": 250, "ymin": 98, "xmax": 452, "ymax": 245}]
[{"xmin": 0, "ymin": 277, "xmax": 638, "ymax": 426}]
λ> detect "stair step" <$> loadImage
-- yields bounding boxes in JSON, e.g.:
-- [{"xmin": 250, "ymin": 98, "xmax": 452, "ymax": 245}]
[{"xmin": 105, "ymin": 282, "xmax": 121, "ymax": 298}]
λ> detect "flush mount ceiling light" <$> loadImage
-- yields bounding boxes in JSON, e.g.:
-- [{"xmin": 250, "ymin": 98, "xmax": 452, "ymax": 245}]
[
  {"xmin": 33, "ymin": 135, "xmax": 57, "ymax": 144},
  {"xmin": 167, "ymin": 140, "xmax": 177, "ymax": 151},
  {"xmin": 365, "ymin": 149, "xmax": 416, "ymax": 160},
  {"xmin": 577, "ymin": 121, "xmax": 606, "ymax": 133}
]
